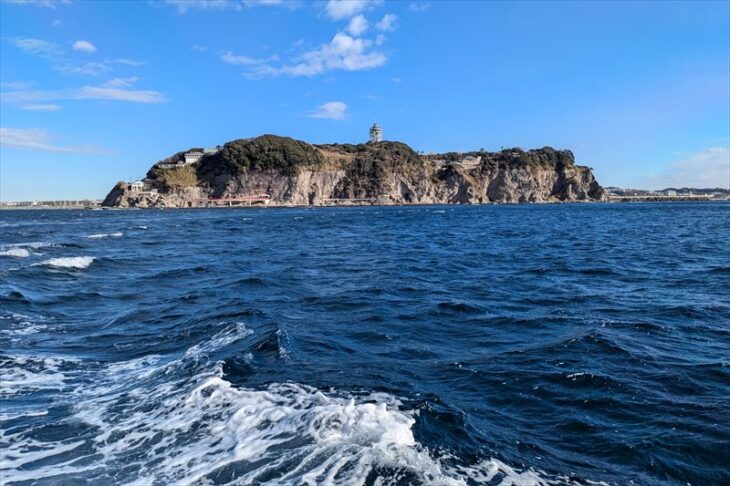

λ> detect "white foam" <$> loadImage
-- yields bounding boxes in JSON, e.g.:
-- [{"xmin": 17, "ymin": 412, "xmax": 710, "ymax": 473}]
[
  {"xmin": 0, "ymin": 324, "xmax": 554, "ymax": 485},
  {"xmin": 185, "ymin": 322, "xmax": 252, "ymax": 359},
  {"xmin": 37, "ymin": 256, "xmax": 95, "ymax": 269},
  {"xmin": 0, "ymin": 408, "xmax": 48, "ymax": 421},
  {"xmin": 0, "ymin": 355, "xmax": 78, "ymax": 397},
  {"xmin": 1, "ymin": 323, "xmax": 46, "ymax": 341},
  {"xmin": 0, "ymin": 248, "xmax": 30, "ymax": 258},
  {"xmin": 8, "ymin": 241, "xmax": 55, "ymax": 249},
  {"xmin": 566, "ymin": 372, "xmax": 589, "ymax": 380},
  {"xmin": 86, "ymin": 232, "xmax": 123, "ymax": 239}
]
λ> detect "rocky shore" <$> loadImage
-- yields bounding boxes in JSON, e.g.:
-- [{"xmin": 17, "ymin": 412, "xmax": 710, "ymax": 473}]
[{"xmin": 102, "ymin": 135, "xmax": 606, "ymax": 208}]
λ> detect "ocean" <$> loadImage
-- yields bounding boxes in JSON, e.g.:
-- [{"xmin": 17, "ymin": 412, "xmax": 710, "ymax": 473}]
[{"xmin": 1, "ymin": 203, "xmax": 728, "ymax": 485}]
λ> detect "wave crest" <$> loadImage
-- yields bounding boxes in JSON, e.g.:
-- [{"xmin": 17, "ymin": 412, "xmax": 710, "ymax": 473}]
[
  {"xmin": 0, "ymin": 248, "xmax": 30, "ymax": 258},
  {"xmin": 86, "ymin": 232, "xmax": 123, "ymax": 239},
  {"xmin": 0, "ymin": 324, "xmax": 552, "ymax": 485},
  {"xmin": 37, "ymin": 256, "xmax": 95, "ymax": 269}
]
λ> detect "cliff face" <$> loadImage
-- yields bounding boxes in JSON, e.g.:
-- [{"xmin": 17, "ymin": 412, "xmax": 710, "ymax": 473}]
[{"xmin": 102, "ymin": 135, "xmax": 606, "ymax": 208}]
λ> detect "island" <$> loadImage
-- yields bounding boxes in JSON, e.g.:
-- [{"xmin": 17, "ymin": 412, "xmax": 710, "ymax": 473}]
[{"xmin": 102, "ymin": 133, "xmax": 607, "ymax": 208}]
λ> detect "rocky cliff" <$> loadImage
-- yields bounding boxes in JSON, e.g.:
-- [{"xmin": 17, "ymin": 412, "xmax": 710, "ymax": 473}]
[{"xmin": 102, "ymin": 135, "xmax": 606, "ymax": 208}]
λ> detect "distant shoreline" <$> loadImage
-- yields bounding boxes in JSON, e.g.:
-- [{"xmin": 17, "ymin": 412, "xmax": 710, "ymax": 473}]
[{"xmin": 2, "ymin": 198, "xmax": 727, "ymax": 211}]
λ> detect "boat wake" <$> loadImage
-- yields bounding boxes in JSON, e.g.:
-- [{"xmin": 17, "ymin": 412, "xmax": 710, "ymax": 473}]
[{"xmin": 0, "ymin": 323, "xmax": 554, "ymax": 486}]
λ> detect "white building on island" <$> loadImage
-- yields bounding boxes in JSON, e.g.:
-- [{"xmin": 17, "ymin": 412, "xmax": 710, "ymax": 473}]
[
  {"xmin": 369, "ymin": 123, "xmax": 382, "ymax": 143},
  {"xmin": 129, "ymin": 180, "xmax": 145, "ymax": 192},
  {"xmin": 184, "ymin": 151, "xmax": 205, "ymax": 165}
]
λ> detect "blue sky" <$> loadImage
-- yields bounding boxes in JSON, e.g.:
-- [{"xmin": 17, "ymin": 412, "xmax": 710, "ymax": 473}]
[{"xmin": 1, "ymin": 0, "xmax": 728, "ymax": 200}]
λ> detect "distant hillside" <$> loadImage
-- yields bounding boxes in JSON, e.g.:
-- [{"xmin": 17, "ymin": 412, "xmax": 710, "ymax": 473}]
[
  {"xmin": 605, "ymin": 187, "xmax": 729, "ymax": 196},
  {"xmin": 103, "ymin": 135, "xmax": 606, "ymax": 207}
]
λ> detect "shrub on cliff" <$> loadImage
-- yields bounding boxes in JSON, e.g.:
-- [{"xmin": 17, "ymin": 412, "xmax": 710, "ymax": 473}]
[
  {"xmin": 199, "ymin": 135, "xmax": 325, "ymax": 178},
  {"xmin": 152, "ymin": 165, "xmax": 198, "ymax": 189}
]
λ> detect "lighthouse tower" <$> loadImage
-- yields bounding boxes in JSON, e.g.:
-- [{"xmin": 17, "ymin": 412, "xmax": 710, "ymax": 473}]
[{"xmin": 369, "ymin": 122, "xmax": 382, "ymax": 143}]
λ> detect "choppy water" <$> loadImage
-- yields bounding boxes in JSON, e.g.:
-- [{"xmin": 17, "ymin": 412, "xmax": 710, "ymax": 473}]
[{"xmin": 1, "ymin": 203, "xmax": 729, "ymax": 485}]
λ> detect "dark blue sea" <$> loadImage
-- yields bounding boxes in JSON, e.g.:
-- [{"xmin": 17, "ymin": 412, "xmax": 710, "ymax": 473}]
[{"xmin": 1, "ymin": 203, "xmax": 729, "ymax": 486}]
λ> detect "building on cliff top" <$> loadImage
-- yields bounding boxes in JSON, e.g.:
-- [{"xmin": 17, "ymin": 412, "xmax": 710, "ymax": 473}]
[
  {"xmin": 369, "ymin": 123, "xmax": 382, "ymax": 143},
  {"xmin": 184, "ymin": 151, "xmax": 205, "ymax": 164}
]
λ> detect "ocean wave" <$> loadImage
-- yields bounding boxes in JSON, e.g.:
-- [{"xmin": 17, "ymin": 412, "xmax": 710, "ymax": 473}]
[
  {"xmin": 36, "ymin": 256, "xmax": 95, "ymax": 269},
  {"xmin": 0, "ymin": 355, "xmax": 79, "ymax": 397},
  {"xmin": 86, "ymin": 232, "xmax": 123, "ymax": 239},
  {"xmin": 0, "ymin": 324, "xmax": 553, "ymax": 485},
  {"xmin": 185, "ymin": 322, "xmax": 252, "ymax": 359},
  {"xmin": 0, "ymin": 323, "xmax": 46, "ymax": 341},
  {"xmin": 8, "ymin": 241, "xmax": 56, "ymax": 249},
  {"xmin": 0, "ymin": 248, "xmax": 30, "ymax": 258}
]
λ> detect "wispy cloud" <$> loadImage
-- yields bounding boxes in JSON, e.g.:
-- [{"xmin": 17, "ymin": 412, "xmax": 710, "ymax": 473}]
[
  {"xmin": 220, "ymin": 51, "xmax": 278, "ymax": 65},
  {"xmin": 191, "ymin": 44, "xmax": 209, "ymax": 52},
  {"xmin": 248, "ymin": 32, "xmax": 386, "ymax": 77},
  {"xmin": 408, "ymin": 2, "xmax": 430, "ymax": 12},
  {"xmin": 102, "ymin": 77, "xmax": 140, "ymax": 88},
  {"xmin": 375, "ymin": 13, "xmax": 397, "ymax": 31},
  {"xmin": 308, "ymin": 101, "xmax": 348, "ymax": 120},
  {"xmin": 72, "ymin": 40, "xmax": 97, "ymax": 53},
  {"xmin": 3, "ymin": 0, "xmax": 71, "ymax": 9},
  {"xmin": 324, "ymin": 0, "xmax": 380, "ymax": 20},
  {"xmin": 112, "ymin": 58, "xmax": 145, "ymax": 66},
  {"xmin": 55, "ymin": 62, "xmax": 111, "ymax": 76},
  {"xmin": 165, "ymin": 0, "xmax": 241, "ymax": 14},
  {"xmin": 635, "ymin": 147, "xmax": 730, "ymax": 190},
  {"xmin": 0, "ymin": 127, "xmax": 102, "ymax": 153},
  {"xmin": 9, "ymin": 37, "xmax": 144, "ymax": 76},
  {"xmin": 1, "ymin": 84, "xmax": 167, "ymax": 104},
  {"xmin": 19, "ymin": 103, "xmax": 61, "ymax": 112},
  {"xmin": 11, "ymin": 37, "xmax": 63, "ymax": 58},
  {"xmin": 1, "ymin": 81, "xmax": 35, "ymax": 90},
  {"xmin": 163, "ymin": 0, "xmax": 290, "ymax": 14}
]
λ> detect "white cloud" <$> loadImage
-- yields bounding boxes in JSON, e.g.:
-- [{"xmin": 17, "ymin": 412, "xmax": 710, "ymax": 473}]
[
  {"xmin": 165, "ymin": 0, "xmax": 241, "ymax": 14},
  {"xmin": 191, "ymin": 44, "xmax": 209, "ymax": 52},
  {"xmin": 374, "ymin": 33, "xmax": 385, "ymax": 46},
  {"xmin": 325, "ymin": 0, "xmax": 379, "ymax": 20},
  {"xmin": 375, "ymin": 13, "xmax": 397, "ymax": 31},
  {"xmin": 9, "ymin": 38, "xmax": 148, "ymax": 84},
  {"xmin": 11, "ymin": 37, "xmax": 62, "ymax": 58},
  {"xmin": 55, "ymin": 61, "xmax": 111, "ymax": 76},
  {"xmin": 1, "ymin": 85, "xmax": 167, "ymax": 104},
  {"xmin": 103, "ymin": 77, "xmax": 139, "ymax": 88},
  {"xmin": 220, "ymin": 51, "xmax": 278, "ymax": 65},
  {"xmin": 3, "ymin": 0, "xmax": 71, "ymax": 8},
  {"xmin": 408, "ymin": 2, "xmax": 430, "ymax": 12},
  {"xmin": 10, "ymin": 38, "xmax": 139, "ymax": 76},
  {"xmin": 308, "ymin": 101, "xmax": 348, "ymax": 120},
  {"xmin": 112, "ymin": 58, "xmax": 145, "ymax": 66},
  {"xmin": 73, "ymin": 40, "xmax": 97, "ymax": 53},
  {"xmin": 636, "ymin": 147, "xmax": 730, "ymax": 190},
  {"xmin": 245, "ymin": 0, "xmax": 286, "ymax": 5},
  {"xmin": 345, "ymin": 14, "xmax": 368, "ymax": 36},
  {"xmin": 1, "ymin": 81, "xmax": 35, "ymax": 90},
  {"xmin": 251, "ymin": 32, "xmax": 386, "ymax": 77},
  {"xmin": 163, "ymin": 0, "xmax": 289, "ymax": 14},
  {"xmin": 0, "ymin": 127, "xmax": 100, "ymax": 153},
  {"xmin": 51, "ymin": 19, "xmax": 63, "ymax": 26},
  {"xmin": 72, "ymin": 86, "xmax": 165, "ymax": 103},
  {"xmin": 19, "ymin": 104, "xmax": 61, "ymax": 111}
]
